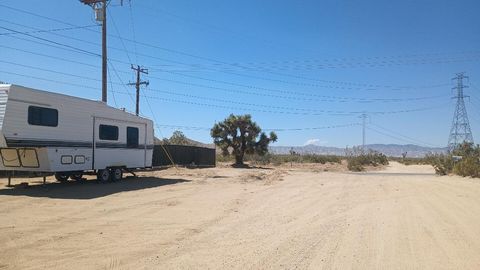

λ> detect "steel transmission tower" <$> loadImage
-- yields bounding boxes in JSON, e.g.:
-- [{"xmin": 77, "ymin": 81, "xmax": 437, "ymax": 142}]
[{"xmin": 448, "ymin": 72, "xmax": 473, "ymax": 150}]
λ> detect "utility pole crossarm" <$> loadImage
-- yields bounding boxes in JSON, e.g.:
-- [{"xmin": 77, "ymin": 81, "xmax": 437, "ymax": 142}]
[{"xmin": 80, "ymin": 0, "xmax": 104, "ymax": 5}]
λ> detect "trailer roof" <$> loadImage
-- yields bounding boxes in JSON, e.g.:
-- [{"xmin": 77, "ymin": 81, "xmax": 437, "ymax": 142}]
[{"xmin": 0, "ymin": 84, "xmax": 153, "ymax": 122}]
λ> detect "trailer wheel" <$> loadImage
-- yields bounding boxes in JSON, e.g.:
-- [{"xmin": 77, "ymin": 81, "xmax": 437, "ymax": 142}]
[
  {"xmin": 112, "ymin": 168, "xmax": 123, "ymax": 182},
  {"xmin": 55, "ymin": 173, "xmax": 69, "ymax": 183},
  {"xmin": 97, "ymin": 169, "xmax": 111, "ymax": 182},
  {"xmin": 70, "ymin": 172, "xmax": 84, "ymax": 181}
]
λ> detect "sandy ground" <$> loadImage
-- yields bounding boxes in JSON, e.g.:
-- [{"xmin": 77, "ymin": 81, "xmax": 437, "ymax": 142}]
[{"xmin": 1, "ymin": 162, "xmax": 480, "ymax": 269}]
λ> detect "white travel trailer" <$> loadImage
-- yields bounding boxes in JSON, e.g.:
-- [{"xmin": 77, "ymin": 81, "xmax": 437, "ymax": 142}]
[{"xmin": 0, "ymin": 84, "xmax": 154, "ymax": 182}]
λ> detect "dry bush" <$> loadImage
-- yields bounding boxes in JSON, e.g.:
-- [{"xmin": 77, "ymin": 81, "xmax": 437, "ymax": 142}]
[
  {"xmin": 346, "ymin": 147, "xmax": 388, "ymax": 172},
  {"xmin": 427, "ymin": 143, "xmax": 480, "ymax": 178}
]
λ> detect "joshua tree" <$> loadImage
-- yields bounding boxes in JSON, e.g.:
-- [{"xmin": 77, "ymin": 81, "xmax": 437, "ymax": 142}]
[{"xmin": 211, "ymin": 114, "xmax": 277, "ymax": 165}]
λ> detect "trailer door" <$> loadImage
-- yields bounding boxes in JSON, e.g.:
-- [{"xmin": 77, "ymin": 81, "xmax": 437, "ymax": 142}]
[{"xmin": 93, "ymin": 117, "xmax": 147, "ymax": 170}]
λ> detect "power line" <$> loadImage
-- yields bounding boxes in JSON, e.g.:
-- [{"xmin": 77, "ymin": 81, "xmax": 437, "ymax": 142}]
[
  {"xmin": 1, "ymin": 68, "xmax": 450, "ymax": 145},
  {"xmin": 143, "ymin": 74, "xmax": 449, "ymax": 104},
  {"xmin": 0, "ymin": 47, "xmax": 447, "ymax": 104},
  {"xmin": 0, "ymin": 44, "xmax": 132, "ymax": 76},
  {"xmin": 1, "ymin": 59, "xmax": 448, "ymax": 118},
  {"xmin": 0, "ymin": 59, "xmax": 451, "ymax": 116},
  {"xmin": 158, "ymin": 66, "xmax": 452, "ymax": 91},
  {"xmin": 370, "ymin": 122, "xmax": 442, "ymax": 148},
  {"xmin": 148, "ymin": 54, "xmax": 480, "ymax": 75},
  {"xmin": 135, "ymin": 2, "xmax": 480, "ymax": 73},
  {"xmin": 0, "ymin": 70, "xmax": 100, "ymax": 92},
  {"xmin": 0, "ymin": 60, "xmax": 104, "ymax": 83},
  {"xmin": 108, "ymin": 8, "xmax": 134, "ymax": 65},
  {"xmin": 0, "ymin": 17, "xmax": 456, "ymax": 94},
  {"xmin": 367, "ymin": 126, "xmax": 425, "ymax": 146},
  {"xmin": 150, "ymin": 70, "xmax": 450, "ymax": 102},
  {"xmin": 2, "ymin": 32, "xmax": 132, "ymax": 66},
  {"xmin": 128, "ymin": 1, "xmax": 139, "ymax": 64},
  {"xmin": 155, "ymin": 122, "xmax": 362, "ymax": 132},
  {"xmin": 0, "ymin": 24, "xmax": 98, "ymax": 36},
  {"xmin": 0, "ymin": 44, "xmax": 99, "ymax": 69},
  {"xmin": 0, "ymin": 3, "xmax": 457, "ymax": 90},
  {"xmin": 264, "ymin": 123, "xmax": 362, "ymax": 132},
  {"xmin": 107, "ymin": 65, "xmax": 119, "ymax": 107},
  {"xmin": 111, "ymin": 91, "xmax": 449, "ymax": 116},
  {"xmin": 144, "ymin": 87, "xmax": 448, "ymax": 114},
  {"xmin": 0, "ymin": 26, "xmax": 100, "ymax": 57},
  {"xmin": 0, "ymin": 63, "xmax": 449, "ymax": 117},
  {"xmin": 107, "ymin": 60, "xmax": 136, "ymax": 105}
]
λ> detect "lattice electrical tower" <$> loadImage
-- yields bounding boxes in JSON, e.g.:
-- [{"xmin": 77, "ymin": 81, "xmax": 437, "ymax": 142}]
[{"xmin": 448, "ymin": 72, "xmax": 474, "ymax": 150}]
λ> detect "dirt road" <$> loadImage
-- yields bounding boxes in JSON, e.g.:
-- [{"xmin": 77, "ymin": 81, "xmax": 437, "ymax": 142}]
[{"xmin": 1, "ymin": 162, "xmax": 480, "ymax": 269}]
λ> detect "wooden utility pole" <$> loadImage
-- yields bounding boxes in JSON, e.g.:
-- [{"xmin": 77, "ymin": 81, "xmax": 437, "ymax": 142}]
[
  {"xmin": 128, "ymin": 65, "xmax": 149, "ymax": 115},
  {"xmin": 80, "ymin": 0, "xmax": 108, "ymax": 103}
]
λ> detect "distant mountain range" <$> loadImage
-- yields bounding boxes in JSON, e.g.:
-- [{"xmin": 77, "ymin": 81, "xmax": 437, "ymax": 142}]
[{"xmin": 270, "ymin": 144, "xmax": 447, "ymax": 158}]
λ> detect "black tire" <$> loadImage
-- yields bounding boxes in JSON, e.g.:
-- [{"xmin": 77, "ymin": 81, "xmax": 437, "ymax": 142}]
[
  {"xmin": 55, "ymin": 172, "xmax": 69, "ymax": 183},
  {"xmin": 97, "ymin": 169, "xmax": 111, "ymax": 182},
  {"xmin": 70, "ymin": 172, "xmax": 84, "ymax": 181},
  {"xmin": 111, "ymin": 168, "xmax": 123, "ymax": 182}
]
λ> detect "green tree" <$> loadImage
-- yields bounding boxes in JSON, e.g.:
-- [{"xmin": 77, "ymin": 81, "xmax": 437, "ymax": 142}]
[
  {"xmin": 164, "ymin": 130, "xmax": 190, "ymax": 145},
  {"xmin": 211, "ymin": 114, "xmax": 278, "ymax": 165}
]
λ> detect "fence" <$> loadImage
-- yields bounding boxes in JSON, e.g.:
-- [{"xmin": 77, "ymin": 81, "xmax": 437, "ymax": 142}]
[{"xmin": 152, "ymin": 145, "xmax": 216, "ymax": 167}]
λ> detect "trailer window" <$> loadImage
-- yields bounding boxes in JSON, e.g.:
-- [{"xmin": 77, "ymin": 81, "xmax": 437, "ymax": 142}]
[
  {"xmin": 28, "ymin": 106, "xmax": 58, "ymax": 127},
  {"xmin": 99, "ymin": 125, "xmax": 118, "ymax": 140},
  {"xmin": 127, "ymin": 127, "xmax": 139, "ymax": 148}
]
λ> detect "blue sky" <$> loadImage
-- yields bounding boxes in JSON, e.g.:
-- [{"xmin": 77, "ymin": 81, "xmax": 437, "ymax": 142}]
[{"xmin": 0, "ymin": 0, "xmax": 479, "ymax": 147}]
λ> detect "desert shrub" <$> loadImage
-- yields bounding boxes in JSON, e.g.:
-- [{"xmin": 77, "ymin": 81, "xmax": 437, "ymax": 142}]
[
  {"xmin": 346, "ymin": 147, "xmax": 388, "ymax": 171},
  {"xmin": 246, "ymin": 153, "xmax": 273, "ymax": 166},
  {"xmin": 426, "ymin": 143, "xmax": 480, "ymax": 178},
  {"xmin": 268, "ymin": 154, "xmax": 341, "ymax": 164},
  {"xmin": 427, "ymin": 153, "xmax": 453, "ymax": 175},
  {"xmin": 218, "ymin": 153, "xmax": 342, "ymax": 166},
  {"xmin": 453, "ymin": 156, "xmax": 480, "ymax": 177},
  {"xmin": 347, "ymin": 159, "xmax": 364, "ymax": 172}
]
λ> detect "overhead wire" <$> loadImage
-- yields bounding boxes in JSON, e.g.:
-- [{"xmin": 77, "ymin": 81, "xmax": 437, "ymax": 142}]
[
  {"xmin": 144, "ymin": 87, "xmax": 449, "ymax": 114},
  {"xmin": 0, "ymin": 44, "xmax": 448, "ymax": 104},
  {"xmin": 154, "ymin": 122, "xmax": 362, "ymax": 132},
  {"xmin": 0, "ymin": 23, "xmax": 98, "ymax": 36},
  {"xmin": 108, "ymin": 9, "xmax": 133, "ymax": 65},
  {"xmin": 369, "ymin": 123, "xmax": 442, "ymax": 148},
  {"xmin": 107, "ymin": 65, "xmax": 119, "ymax": 107},
  {"xmin": 366, "ymin": 126, "xmax": 438, "ymax": 147},
  {"xmin": 0, "ymin": 59, "xmax": 450, "ymax": 120},
  {"xmin": 0, "ymin": 3, "xmax": 456, "ymax": 91},
  {"xmin": 0, "ymin": 16, "xmax": 456, "ymax": 95},
  {"xmin": 0, "ymin": 26, "xmax": 100, "ymax": 57},
  {"xmin": 111, "ymin": 92, "xmax": 449, "ymax": 117},
  {"xmin": 105, "ymin": 10, "xmax": 175, "ymax": 166},
  {"xmin": 128, "ymin": 1, "xmax": 139, "ymax": 64},
  {"xmin": 0, "ymin": 69, "xmax": 100, "ymax": 92}
]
